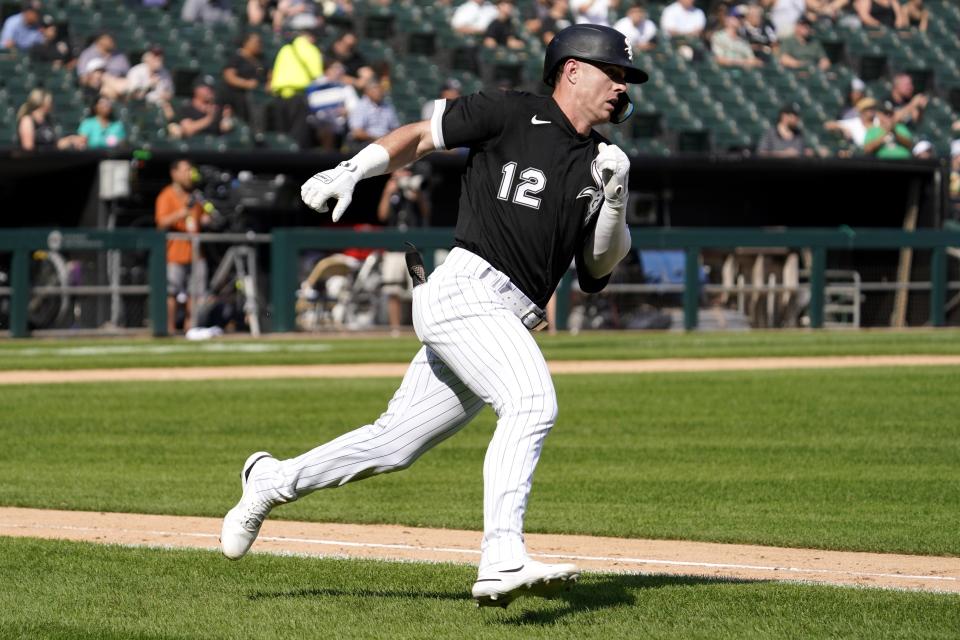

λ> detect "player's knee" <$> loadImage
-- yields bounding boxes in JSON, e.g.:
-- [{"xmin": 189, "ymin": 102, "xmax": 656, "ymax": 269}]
[
  {"xmin": 500, "ymin": 389, "xmax": 558, "ymax": 426},
  {"xmin": 542, "ymin": 391, "xmax": 559, "ymax": 425},
  {"xmin": 381, "ymin": 448, "xmax": 419, "ymax": 473}
]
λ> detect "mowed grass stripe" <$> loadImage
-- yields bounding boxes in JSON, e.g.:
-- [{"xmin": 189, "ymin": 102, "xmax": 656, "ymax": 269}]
[
  {"xmin": 2, "ymin": 329, "xmax": 960, "ymax": 369},
  {"xmin": 1, "ymin": 368, "xmax": 957, "ymax": 555},
  {"xmin": 1, "ymin": 537, "xmax": 958, "ymax": 640}
]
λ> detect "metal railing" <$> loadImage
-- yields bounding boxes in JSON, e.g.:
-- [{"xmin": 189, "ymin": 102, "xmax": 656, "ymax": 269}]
[
  {"xmin": 272, "ymin": 227, "xmax": 960, "ymax": 331},
  {"xmin": 0, "ymin": 229, "xmax": 167, "ymax": 338},
  {"xmin": 4, "ymin": 226, "xmax": 960, "ymax": 337},
  {"xmin": 625, "ymin": 228, "xmax": 957, "ymax": 329},
  {"xmin": 167, "ymin": 231, "xmax": 272, "ymax": 336}
]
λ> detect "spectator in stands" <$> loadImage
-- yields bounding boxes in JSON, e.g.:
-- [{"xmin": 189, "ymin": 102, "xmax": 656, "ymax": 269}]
[
  {"xmin": 181, "ymin": 0, "xmax": 236, "ymax": 26},
  {"xmin": 421, "ymin": 78, "xmax": 462, "ymax": 120},
  {"xmin": 29, "ymin": 14, "xmax": 72, "ymax": 69},
  {"xmin": 346, "ymin": 79, "xmax": 399, "ymax": 151},
  {"xmin": 484, "ymin": 1, "xmax": 525, "ymax": 49},
  {"xmin": 78, "ymin": 96, "xmax": 126, "ymax": 149},
  {"xmin": 863, "ymin": 100, "xmax": 913, "ymax": 159},
  {"xmin": 911, "ymin": 139, "xmax": 933, "ymax": 159},
  {"xmin": 533, "ymin": 0, "xmax": 573, "ymax": 46},
  {"xmin": 377, "ymin": 164, "xmax": 431, "ymax": 335},
  {"xmin": 247, "ymin": 0, "xmax": 275, "ymax": 26},
  {"xmin": 571, "ymin": 0, "xmax": 618, "ymax": 27},
  {"xmin": 614, "ymin": 2, "xmax": 657, "ymax": 54},
  {"xmin": 854, "ymin": 0, "xmax": 905, "ymax": 28},
  {"xmin": 222, "ymin": 32, "xmax": 269, "ymax": 131},
  {"xmin": 757, "ymin": 103, "xmax": 809, "ymax": 156},
  {"xmin": 778, "ymin": 16, "xmax": 830, "ymax": 70},
  {"xmin": 740, "ymin": 4, "xmax": 778, "ymax": 61},
  {"xmin": 838, "ymin": 76, "xmax": 866, "ymax": 119},
  {"xmin": 825, "ymin": 96, "xmax": 877, "ymax": 148},
  {"xmin": 79, "ymin": 57, "xmax": 106, "ymax": 101},
  {"xmin": 950, "ymin": 141, "xmax": 960, "ymax": 218},
  {"xmin": 769, "ymin": 0, "xmax": 829, "ymax": 36},
  {"xmin": 16, "ymin": 88, "xmax": 86, "ymax": 151},
  {"xmin": 806, "ymin": 0, "xmax": 855, "ymax": 23},
  {"xmin": 329, "ymin": 0, "xmax": 355, "ymax": 19},
  {"xmin": 902, "ymin": 0, "xmax": 928, "ymax": 31},
  {"xmin": 156, "ymin": 158, "xmax": 211, "ymax": 335},
  {"xmin": 77, "ymin": 33, "xmax": 130, "ymax": 99},
  {"xmin": 522, "ymin": 0, "xmax": 550, "ymax": 35},
  {"xmin": 659, "ymin": 0, "xmax": 706, "ymax": 39},
  {"xmin": 273, "ymin": 0, "xmax": 317, "ymax": 32},
  {"xmin": 325, "ymin": 30, "xmax": 374, "ymax": 90},
  {"xmin": 711, "ymin": 8, "xmax": 764, "ymax": 68},
  {"xmin": 451, "ymin": 0, "xmax": 498, "ymax": 36},
  {"xmin": 127, "ymin": 46, "xmax": 175, "ymax": 120},
  {"xmin": 270, "ymin": 13, "xmax": 322, "ymax": 143},
  {"xmin": 888, "ymin": 72, "xmax": 927, "ymax": 128},
  {"xmin": 170, "ymin": 79, "xmax": 235, "ymax": 138},
  {"xmin": 79, "ymin": 57, "xmax": 131, "ymax": 101},
  {"xmin": 770, "ymin": 0, "xmax": 802, "ymax": 36},
  {"xmin": 703, "ymin": 0, "xmax": 733, "ymax": 42},
  {"xmin": 305, "ymin": 61, "xmax": 358, "ymax": 150},
  {"xmin": 1, "ymin": 2, "xmax": 44, "ymax": 52}
]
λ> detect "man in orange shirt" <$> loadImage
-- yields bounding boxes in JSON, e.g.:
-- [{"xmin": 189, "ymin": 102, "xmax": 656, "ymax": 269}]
[{"xmin": 155, "ymin": 158, "xmax": 211, "ymax": 334}]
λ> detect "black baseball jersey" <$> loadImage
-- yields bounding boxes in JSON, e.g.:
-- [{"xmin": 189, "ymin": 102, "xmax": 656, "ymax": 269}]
[{"xmin": 431, "ymin": 90, "xmax": 612, "ymax": 308}]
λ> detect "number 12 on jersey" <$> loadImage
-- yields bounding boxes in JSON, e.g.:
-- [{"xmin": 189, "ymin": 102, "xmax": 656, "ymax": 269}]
[{"xmin": 497, "ymin": 162, "xmax": 546, "ymax": 210}]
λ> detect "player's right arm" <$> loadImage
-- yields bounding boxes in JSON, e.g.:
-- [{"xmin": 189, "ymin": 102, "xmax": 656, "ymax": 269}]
[
  {"xmin": 300, "ymin": 120, "xmax": 435, "ymax": 222},
  {"xmin": 302, "ymin": 91, "xmax": 504, "ymax": 222}
]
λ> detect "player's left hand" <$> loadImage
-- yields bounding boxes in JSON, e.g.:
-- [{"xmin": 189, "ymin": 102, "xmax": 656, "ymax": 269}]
[
  {"xmin": 594, "ymin": 142, "xmax": 630, "ymax": 208},
  {"xmin": 300, "ymin": 161, "xmax": 361, "ymax": 222}
]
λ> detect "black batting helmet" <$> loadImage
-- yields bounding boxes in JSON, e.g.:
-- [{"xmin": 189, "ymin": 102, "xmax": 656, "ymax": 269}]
[{"xmin": 543, "ymin": 24, "xmax": 648, "ymax": 124}]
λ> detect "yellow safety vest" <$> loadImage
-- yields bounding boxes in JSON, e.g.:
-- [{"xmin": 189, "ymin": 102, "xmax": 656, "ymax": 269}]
[{"xmin": 271, "ymin": 36, "xmax": 324, "ymax": 98}]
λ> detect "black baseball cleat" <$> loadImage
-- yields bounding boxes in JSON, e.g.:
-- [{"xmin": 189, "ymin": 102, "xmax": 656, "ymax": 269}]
[{"xmin": 472, "ymin": 559, "xmax": 580, "ymax": 608}]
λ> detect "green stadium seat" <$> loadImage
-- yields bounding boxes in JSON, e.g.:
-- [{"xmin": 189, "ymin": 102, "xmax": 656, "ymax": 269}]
[
  {"xmin": 224, "ymin": 125, "xmax": 253, "ymax": 150},
  {"xmin": 631, "ymin": 112, "xmax": 662, "ymax": 139},
  {"xmin": 184, "ymin": 134, "xmax": 227, "ymax": 152},
  {"xmin": 1, "ymin": 0, "xmax": 949, "ymax": 155},
  {"xmin": 261, "ymin": 131, "xmax": 299, "ymax": 151}
]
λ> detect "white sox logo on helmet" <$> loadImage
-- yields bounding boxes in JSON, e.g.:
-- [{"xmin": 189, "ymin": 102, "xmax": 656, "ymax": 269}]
[{"xmin": 624, "ymin": 35, "xmax": 633, "ymax": 62}]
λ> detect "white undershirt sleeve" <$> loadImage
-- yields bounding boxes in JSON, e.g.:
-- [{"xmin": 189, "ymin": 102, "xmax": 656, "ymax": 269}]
[{"xmin": 582, "ymin": 200, "xmax": 632, "ymax": 278}]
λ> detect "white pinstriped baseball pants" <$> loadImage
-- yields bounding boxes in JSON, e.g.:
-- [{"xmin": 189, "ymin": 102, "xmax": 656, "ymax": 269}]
[{"xmin": 269, "ymin": 248, "xmax": 557, "ymax": 569}]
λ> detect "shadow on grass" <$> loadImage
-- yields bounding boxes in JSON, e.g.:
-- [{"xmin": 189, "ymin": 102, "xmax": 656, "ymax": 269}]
[
  {"xmin": 248, "ymin": 573, "xmax": 760, "ymax": 625},
  {"xmin": 247, "ymin": 586, "xmax": 468, "ymax": 602},
  {"xmin": 500, "ymin": 574, "xmax": 760, "ymax": 626}
]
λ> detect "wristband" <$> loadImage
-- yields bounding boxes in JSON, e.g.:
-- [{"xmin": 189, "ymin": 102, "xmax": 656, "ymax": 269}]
[{"xmin": 350, "ymin": 143, "xmax": 391, "ymax": 180}]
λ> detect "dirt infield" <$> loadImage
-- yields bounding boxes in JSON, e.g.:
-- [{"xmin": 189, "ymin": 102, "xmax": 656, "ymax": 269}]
[
  {"xmin": 4, "ymin": 355, "xmax": 959, "ymax": 594},
  {"xmin": 3, "ymin": 354, "xmax": 960, "ymax": 385},
  {"xmin": 2, "ymin": 507, "xmax": 957, "ymax": 593}
]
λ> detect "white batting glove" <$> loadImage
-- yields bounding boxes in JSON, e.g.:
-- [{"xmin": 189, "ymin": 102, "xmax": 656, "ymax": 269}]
[
  {"xmin": 594, "ymin": 142, "xmax": 630, "ymax": 209},
  {"xmin": 300, "ymin": 161, "xmax": 361, "ymax": 222}
]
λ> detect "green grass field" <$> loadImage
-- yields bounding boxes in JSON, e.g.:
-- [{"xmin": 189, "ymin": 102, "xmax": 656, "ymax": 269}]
[
  {"xmin": 3, "ymin": 538, "xmax": 958, "ymax": 640},
  {"xmin": 2, "ymin": 368, "xmax": 958, "ymax": 554},
  {"xmin": 1, "ymin": 328, "xmax": 959, "ymax": 369},
  {"xmin": 2, "ymin": 331, "xmax": 959, "ymax": 638}
]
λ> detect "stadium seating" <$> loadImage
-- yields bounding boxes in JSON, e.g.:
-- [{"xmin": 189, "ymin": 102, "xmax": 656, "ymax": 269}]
[{"xmin": 0, "ymin": 0, "xmax": 957, "ymax": 156}]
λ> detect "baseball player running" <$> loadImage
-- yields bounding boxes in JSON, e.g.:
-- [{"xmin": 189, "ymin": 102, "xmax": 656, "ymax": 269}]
[{"xmin": 221, "ymin": 24, "xmax": 647, "ymax": 608}]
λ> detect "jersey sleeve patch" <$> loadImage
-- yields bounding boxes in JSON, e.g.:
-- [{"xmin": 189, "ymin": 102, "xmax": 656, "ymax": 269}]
[{"xmin": 440, "ymin": 90, "xmax": 507, "ymax": 149}]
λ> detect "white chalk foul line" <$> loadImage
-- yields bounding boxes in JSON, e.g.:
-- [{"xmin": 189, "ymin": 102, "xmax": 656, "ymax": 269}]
[{"xmin": 3, "ymin": 522, "xmax": 956, "ymax": 585}]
